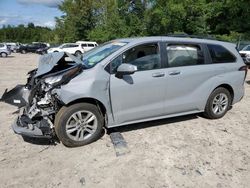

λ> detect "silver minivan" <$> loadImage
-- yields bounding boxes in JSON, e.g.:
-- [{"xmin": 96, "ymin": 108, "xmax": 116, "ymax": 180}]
[{"xmin": 1, "ymin": 37, "xmax": 247, "ymax": 147}]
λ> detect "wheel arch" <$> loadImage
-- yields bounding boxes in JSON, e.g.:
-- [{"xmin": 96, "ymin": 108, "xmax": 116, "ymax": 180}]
[
  {"xmin": 213, "ymin": 84, "xmax": 234, "ymax": 104},
  {"xmin": 1, "ymin": 52, "xmax": 7, "ymax": 56},
  {"xmin": 66, "ymin": 97, "xmax": 107, "ymax": 119}
]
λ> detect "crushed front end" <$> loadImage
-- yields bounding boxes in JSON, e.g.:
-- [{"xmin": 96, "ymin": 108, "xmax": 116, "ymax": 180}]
[{"xmin": 0, "ymin": 52, "xmax": 83, "ymax": 139}]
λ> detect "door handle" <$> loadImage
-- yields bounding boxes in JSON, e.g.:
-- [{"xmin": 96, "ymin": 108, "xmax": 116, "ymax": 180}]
[
  {"xmin": 169, "ymin": 70, "xmax": 181, "ymax": 75},
  {"xmin": 152, "ymin": 72, "xmax": 165, "ymax": 77}
]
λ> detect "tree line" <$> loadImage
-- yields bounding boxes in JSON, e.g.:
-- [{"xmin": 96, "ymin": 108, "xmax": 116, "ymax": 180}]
[{"xmin": 0, "ymin": 0, "xmax": 250, "ymax": 44}]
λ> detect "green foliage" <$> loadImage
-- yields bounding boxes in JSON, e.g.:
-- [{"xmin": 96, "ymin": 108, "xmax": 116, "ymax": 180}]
[
  {"xmin": 0, "ymin": 0, "xmax": 250, "ymax": 43},
  {"xmin": 0, "ymin": 23, "xmax": 54, "ymax": 43}
]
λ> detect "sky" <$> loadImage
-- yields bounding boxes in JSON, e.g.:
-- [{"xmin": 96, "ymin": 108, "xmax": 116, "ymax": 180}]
[{"xmin": 0, "ymin": 0, "xmax": 63, "ymax": 28}]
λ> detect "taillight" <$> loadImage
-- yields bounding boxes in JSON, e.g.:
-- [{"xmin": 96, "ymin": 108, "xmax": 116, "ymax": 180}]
[{"xmin": 239, "ymin": 65, "xmax": 248, "ymax": 80}]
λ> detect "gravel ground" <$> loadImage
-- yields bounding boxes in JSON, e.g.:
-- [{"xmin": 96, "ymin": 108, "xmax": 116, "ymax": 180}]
[{"xmin": 0, "ymin": 53, "xmax": 249, "ymax": 188}]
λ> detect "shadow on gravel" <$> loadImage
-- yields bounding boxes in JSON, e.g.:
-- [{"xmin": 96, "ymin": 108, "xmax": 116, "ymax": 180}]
[
  {"xmin": 22, "ymin": 136, "xmax": 58, "ymax": 146},
  {"xmin": 1, "ymin": 56, "xmax": 15, "ymax": 58},
  {"xmin": 107, "ymin": 114, "xmax": 199, "ymax": 134},
  {"xmin": 20, "ymin": 114, "xmax": 199, "ymax": 146},
  {"xmin": 21, "ymin": 128, "xmax": 106, "ymax": 146},
  {"xmin": 246, "ymin": 80, "xmax": 250, "ymax": 85}
]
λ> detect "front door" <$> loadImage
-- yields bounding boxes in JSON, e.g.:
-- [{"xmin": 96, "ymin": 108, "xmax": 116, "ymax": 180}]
[{"xmin": 109, "ymin": 43, "xmax": 167, "ymax": 125}]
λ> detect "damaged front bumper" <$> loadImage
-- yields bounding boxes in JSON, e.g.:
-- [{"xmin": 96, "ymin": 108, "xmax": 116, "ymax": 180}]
[
  {"xmin": 12, "ymin": 117, "xmax": 45, "ymax": 138},
  {"xmin": 0, "ymin": 85, "xmax": 28, "ymax": 108},
  {"xmin": 0, "ymin": 85, "xmax": 53, "ymax": 138},
  {"xmin": 11, "ymin": 107, "xmax": 54, "ymax": 138},
  {"xmin": 0, "ymin": 52, "xmax": 84, "ymax": 140},
  {"xmin": 1, "ymin": 85, "xmax": 56, "ymax": 139}
]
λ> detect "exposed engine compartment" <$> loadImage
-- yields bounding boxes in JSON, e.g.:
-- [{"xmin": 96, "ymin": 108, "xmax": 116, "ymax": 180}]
[{"xmin": 0, "ymin": 52, "xmax": 84, "ymax": 138}]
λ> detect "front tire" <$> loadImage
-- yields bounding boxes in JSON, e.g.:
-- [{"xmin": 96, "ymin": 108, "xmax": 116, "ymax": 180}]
[
  {"xmin": 203, "ymin": 87, "xmax": 232, "ymax": 119},
  {"xmin": 54, "ymin": 103, "xmax": 104, "ymax": 147}
]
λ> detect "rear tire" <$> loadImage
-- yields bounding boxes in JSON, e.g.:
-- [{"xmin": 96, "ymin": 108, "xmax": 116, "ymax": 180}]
[
  {"xmin": 54, "ymin": 103, "xmax": 104, "ymax": 147},
  {"xmin": 203, "ymin": 87, "xmax": 232, "ymax": 119},
  {"xmin": 0, "ymin": 52, "xmax": 7, "ymax": 57}
]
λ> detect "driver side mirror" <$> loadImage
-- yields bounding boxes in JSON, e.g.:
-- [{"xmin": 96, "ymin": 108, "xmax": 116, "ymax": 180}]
[{"xmin": 115, "ymin": 64, "xmax": 137, "ymax": 78}]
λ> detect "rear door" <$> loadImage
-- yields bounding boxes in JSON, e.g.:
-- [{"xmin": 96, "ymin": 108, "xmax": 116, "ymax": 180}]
[
  {"xmin": 163, "ymin": 42, "xmax": 215, "ymax": 114},
  {"xmin": 109, "ymin": 42, "xmax": 167, "ymax": 125}
]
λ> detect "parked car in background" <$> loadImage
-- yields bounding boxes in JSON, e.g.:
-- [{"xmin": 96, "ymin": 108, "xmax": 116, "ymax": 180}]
[
  {"xmin": 36, "ymin": 46, "xmax": 49, "ymax": 55},
  {"xmin": 76, "ymin": 41, "xmax": 98, "ymax": 52},
  {"xmin": 239, "ymin": 45, "xmax": 250, "ymax": 65},
  {"xmin": 6, "ymin": 42, "xmax": 20, "ymax": 53},
  {"xmin": 47, "ymin": 43, "xmax": 85, "ymax": 57},
  {"xmin": 1, "ymin": 36, "xmax": 247, "ymax": 147},
  {"xmin": 0, "ymin": 43, "xmax": 11, "ymax": 57},
  {"xmin": 18, "ymin": 43, "xmax": 47, "ymax": 54}
]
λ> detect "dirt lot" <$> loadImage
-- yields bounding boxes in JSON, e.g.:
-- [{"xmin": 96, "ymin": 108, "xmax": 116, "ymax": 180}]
[{"xmin": 0, "ymin": 53, "xmax": 249, "ymax": 188}]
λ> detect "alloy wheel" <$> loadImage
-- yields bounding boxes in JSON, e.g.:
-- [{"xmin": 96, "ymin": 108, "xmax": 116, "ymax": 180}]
[
  {"xmin": 65, "ymin": 110, "xmax": 98, "ymax": 141},
  {"xmin": 212, "ymin": 93, "xmax": 228, "ymax": 115}
]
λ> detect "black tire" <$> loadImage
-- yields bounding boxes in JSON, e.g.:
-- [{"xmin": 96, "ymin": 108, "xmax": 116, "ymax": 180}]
[
  {"xmin": 203, "ymin": 87, "xmax": 232, "ymax": 119},
  {"xmin": 0, "ymin": 52, "xmax": 7, "ymax": 57},
  {"xmin": 54, "ymin": 103, "xmax": 104, "ymax": 147},
  {"xmin": 75, "ymin": 51, "xmax": 82, "ymax": 57},
  {"xmin": 21, "ymin": 49, "xmax": 26, "ymax": 54}
]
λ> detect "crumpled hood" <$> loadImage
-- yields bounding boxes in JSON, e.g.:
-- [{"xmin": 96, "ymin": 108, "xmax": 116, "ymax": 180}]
[{"xmin": 35, "ymin": 52, "xmax": 83, "ymax": 77}]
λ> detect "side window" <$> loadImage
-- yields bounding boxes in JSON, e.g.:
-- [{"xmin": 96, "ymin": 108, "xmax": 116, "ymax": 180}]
[
  {"xmin": 167, "ymin": 44, "xmax": 204, "ymax": 67},
  {"xmin": 109, "ymin": 55, "xmax": 123, "ymax": 74},
  {"xmin": 0, "ymin": 44, "xmax": 4, "ymax": 48},
  {"xmin": 81, "ymin": 44, "xmax": 87, "ymax": 48},
  {"xmin": 108, "ymin": 43, "xmax": 161, "ymax": 74},
  {"xmin": 207, "ymin": 44, "xmax": 236, "ymax": 63},
  {"xmin": 88, "ymin": 44, "xmax": 95, "ymax": 47},
  {"xmin": 68, "ymin": 44, "xmax": 78, "ymax": 48},
  {"xmin": 123, "ymin": 43, "xmax": 161, "ymax": 71}
]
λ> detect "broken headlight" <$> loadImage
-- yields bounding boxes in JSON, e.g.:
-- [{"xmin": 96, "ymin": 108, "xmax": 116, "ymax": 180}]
[
  {"xmin": 44, "ymin": 75, "xmax": 63, "ymax": 86},
  {"xmin": 44, "ymin": 65, "xmax": 83, "ymax": 88}
]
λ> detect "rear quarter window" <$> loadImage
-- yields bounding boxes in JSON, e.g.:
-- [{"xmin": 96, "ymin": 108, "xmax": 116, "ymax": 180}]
[{"xmin": 207, "ymin": 44, "xmax": 236, "ymax": 63}]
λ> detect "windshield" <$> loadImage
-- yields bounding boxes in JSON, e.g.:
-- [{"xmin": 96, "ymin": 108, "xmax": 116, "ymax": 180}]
[
  {"xmin": 242, "ymin": 45, "xmax": 250, "ymax": 51},
  {"xmin": 82, "ymin": 41, "xmax": 127, "ymax": 67}
]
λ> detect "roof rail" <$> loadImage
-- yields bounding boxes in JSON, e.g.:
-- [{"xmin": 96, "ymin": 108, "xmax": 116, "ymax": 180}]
[{"xmin": 166, "ymin": 33, "xmax": 217, "ymax": 40}]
